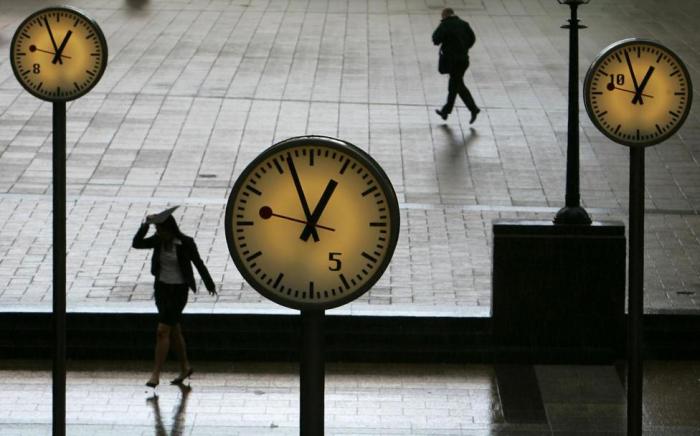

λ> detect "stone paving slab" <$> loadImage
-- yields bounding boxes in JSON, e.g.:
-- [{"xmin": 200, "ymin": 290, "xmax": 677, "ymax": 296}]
[{"xmin": 0, "ymin": 0, "xmax": 699, "ymax": 313}]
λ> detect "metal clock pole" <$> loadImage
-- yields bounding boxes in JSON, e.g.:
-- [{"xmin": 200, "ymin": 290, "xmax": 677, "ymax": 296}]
[
  {"xmin": 554, "ymin": 0, "xmax": 592, "ymax": 225},
  {"xmin": 628, "ymin": 148, "xmax": 644, "ymax": 436},
  {"xmin": 9, "ymin": 8, "xmax": 108, "ymax": 436},
  {"xmin": 52, "ymin": 101, "xmax": 67, "ymax": 436},
  {"xmin": 300, "ymin": 309, "xmax": 325, "ymax": 436}
]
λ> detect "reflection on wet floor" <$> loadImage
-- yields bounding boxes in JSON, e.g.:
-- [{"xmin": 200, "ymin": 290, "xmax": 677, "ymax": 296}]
[{"xmin": 0, "ymin": 360, "xmax": 698, "ymax": 434}]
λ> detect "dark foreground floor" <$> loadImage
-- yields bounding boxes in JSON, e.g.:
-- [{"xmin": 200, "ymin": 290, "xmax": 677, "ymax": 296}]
[{"xmin": 0, "ymin": 360, "xmax": 698, "ymax": 435}]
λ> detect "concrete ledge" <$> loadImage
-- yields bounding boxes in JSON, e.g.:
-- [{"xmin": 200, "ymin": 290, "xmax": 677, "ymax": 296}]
[{"xmin": 2, "ymin": 311, "xmax": 699, "ymax": 363}]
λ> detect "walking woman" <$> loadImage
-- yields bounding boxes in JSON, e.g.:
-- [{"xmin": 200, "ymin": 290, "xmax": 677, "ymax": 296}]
[{"xmin": 132, "ymin": 206, "xmax": 217, "ymax": 388}]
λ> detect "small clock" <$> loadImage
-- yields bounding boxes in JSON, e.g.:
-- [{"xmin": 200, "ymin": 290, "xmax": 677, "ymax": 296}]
[
  {"xmin": 225, "ymin": 136, "xmax": 400, "ymax": 311},
  {"xmin": 584, "ymin": 38, "xmax": 692, "ymax": 147},
  {"xmin": 10, "ymin": 6, "xmax": 108, "ymax": 102}
]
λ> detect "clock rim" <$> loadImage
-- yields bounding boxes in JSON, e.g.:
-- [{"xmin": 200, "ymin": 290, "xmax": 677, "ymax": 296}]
[
  {"xmin": 9, "ymin": 5, "xmax": 109, "ymax": 103},
  {"xmin": 583, "ymin": 37, "xmax": 693, "ymax": 148},
  {"xmin": 224, "ymin": 135, "xmax": 401, "ymax": 312}
]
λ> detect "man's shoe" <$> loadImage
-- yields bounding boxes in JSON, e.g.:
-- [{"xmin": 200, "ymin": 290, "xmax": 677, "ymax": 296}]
[
  {"xmin": 435, "ymin": 109, "xmax": 448, "ymax": 121},
  {"xmin": 470, "ymin": 108, "xmax": 481, "ymax": 124}
]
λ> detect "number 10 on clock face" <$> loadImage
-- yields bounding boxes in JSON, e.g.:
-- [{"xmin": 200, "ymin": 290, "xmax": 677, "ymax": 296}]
[
  {"xmin": 584, "ymin": 39, "xmax": 692, "ymax": 147},
  {"xmin": 225, "ymin": 137, "xmax": 400, "ymax": 311}
]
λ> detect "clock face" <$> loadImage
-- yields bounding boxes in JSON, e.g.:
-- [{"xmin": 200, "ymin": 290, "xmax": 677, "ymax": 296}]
[
  {"xmin": 10, "ymin": 6, "xmax": 108, "ymax": 102},
  {"xmin": 225, "ymin": 136, "xmax": 400, "ymax": 311},
  {"xmin": 584, "ymin": 39, "xmax": 692, "ymax": 147}
]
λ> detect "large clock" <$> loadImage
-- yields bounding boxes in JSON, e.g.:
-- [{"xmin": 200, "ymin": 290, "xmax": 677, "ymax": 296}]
[
  {"xmin": 10, "ymin": 6, "xmax": 108, "ymax": 102},
  {"xmin": 584, "ymin": 38, "xmax": 692, "ymax": 147},
  {"xmin": 225, "ymin": 136, "xmax": 400, "ymax": 311}
]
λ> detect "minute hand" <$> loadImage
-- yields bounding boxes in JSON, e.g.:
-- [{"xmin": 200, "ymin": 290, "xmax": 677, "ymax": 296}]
[
  {"xmin": 624, "ymin": 50, "xmax": 642, "ymax": 104},
  {"xmin": 632, "ymin": 66, "xmax": 655, "ymax": 105},
  {"xmin": 43, "ymin": 18, "xmax": 63, "ymax": 65},
  {"xmin": 287, "ymin": 156, "xmax": 319, "ymax": 242},
  {"xmin": 300, "ymin": 180, "xmax": 338, "ymax": 242}
]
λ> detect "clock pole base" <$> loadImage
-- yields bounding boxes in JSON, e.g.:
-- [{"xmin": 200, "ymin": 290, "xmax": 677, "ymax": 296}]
[{"xmin": 553, "ymin": 206, "xmax": 592, "ymax": 225}]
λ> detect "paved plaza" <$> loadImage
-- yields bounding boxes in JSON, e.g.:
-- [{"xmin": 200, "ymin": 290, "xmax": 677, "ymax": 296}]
[
  {"xmin": 0, "ymin": 359, "xmax": 699, "ymax": 435},
  {"xmin": 1, "ymin": 0, "xmax": 700, "ymax": 316}
]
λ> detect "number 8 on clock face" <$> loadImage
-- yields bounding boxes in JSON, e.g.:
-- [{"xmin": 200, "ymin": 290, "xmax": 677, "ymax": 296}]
[
  {"xmin": 225, "ymin": 136, "xmax": 400, "ymax": 311},
  {"xmin": 10, "ymin": 6, "xmax": 107, "ymax": 102}
]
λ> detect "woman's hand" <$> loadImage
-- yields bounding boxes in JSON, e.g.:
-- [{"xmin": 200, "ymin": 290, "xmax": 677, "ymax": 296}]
[{"xmin": 207, "ymin": 285, "xmax": 218, "ymax": 296}]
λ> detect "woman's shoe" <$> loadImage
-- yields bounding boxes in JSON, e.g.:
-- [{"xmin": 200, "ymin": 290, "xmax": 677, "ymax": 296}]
[
  {"xmin": 170, "ymin": 368, "xmax": 193, "ymax": 385},
  {"xmin": 146, "ymin": 380, "xmax": 159, "ymax": 388}
]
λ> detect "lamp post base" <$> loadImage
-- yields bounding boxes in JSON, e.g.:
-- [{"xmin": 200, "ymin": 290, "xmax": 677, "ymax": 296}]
[{"xmin": 553, "ymin": 206, "xmax": 592, "ymax": 225}]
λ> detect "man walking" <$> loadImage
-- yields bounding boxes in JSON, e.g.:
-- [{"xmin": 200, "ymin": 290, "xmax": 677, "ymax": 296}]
[{"xmin": 433, "ymin": 8, "xmax": 480, "ymax": 124}]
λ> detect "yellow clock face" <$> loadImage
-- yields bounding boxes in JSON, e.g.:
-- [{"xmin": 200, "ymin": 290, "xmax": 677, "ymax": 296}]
[
  {"xmin": 225, "ymin": 136, "xmax": 400, "ymax": 311},
  {"xmin": 584, "ymin": 39, "xmax": 692, "ymax": 147},
  {"xmin": 10, "ymin": 7, "xmax": 107, "ymax": 102}
]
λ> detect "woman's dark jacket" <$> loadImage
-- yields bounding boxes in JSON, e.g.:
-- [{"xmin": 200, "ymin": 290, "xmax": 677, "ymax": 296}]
[{"xmin": 132, "ymin": 223, "xmax": 215, "ymax": 293}]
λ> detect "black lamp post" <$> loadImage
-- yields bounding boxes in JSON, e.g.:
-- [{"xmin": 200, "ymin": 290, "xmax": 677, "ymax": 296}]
[{"xmin": 554, "ymin": 0, "xmax": 592, "ymax": 225}]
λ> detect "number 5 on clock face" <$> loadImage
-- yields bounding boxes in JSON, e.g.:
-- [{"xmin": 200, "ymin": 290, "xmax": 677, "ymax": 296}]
[{"xmin": 225, "ymin": 136, "xmax": 400, "ymax": 311}]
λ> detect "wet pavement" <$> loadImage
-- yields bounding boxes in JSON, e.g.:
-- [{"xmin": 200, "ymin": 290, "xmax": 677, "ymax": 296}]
[{"xmin": 0, "ymin": 359, "xmax": 699, "ymax": 435}]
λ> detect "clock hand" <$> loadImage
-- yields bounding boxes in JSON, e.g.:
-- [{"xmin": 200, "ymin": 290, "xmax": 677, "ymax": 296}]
[
  {"xmin": 52, "ymin": 30, "xmax": 73, "ymax": 64},
  {"xmin": 259, "ymin": 206, "xmax": 335, "ymax": 232},
  {"xmin": 287, "ymin": 156, "xmax": 320, "ymax": 242},
  {"xmin": 43, "ymin": 17, "xmax": 63, "ymax": 65},
  {"xmin": 300, "ymin": 180, "xmax": 338, "ymax": 242},
  {"xmin": 632, "ymin": 66, "xmax": 655, "ymax": 105},
  {"xmin": 28, "ymin": 45, "xmax": 72, "ymax": 59},
  {"xmin": 624, "ymin": 49, "xmax": 643, "ymax": 104},
  {"xmin": 605, "ymin": 82, "xmax": 653, "ymax": 98}
]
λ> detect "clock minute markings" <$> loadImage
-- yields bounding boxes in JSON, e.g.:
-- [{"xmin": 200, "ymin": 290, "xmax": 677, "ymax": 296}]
[
  {"xmin": 246, "ymin": 251, "xmax": 262, "ymax": 262},
  {"xmin": 361, "ymin": 185, "xmax": 378, "ymax": 197},
  {"xmin": 362, "ymin": 251, "xmax": 378, "ymax": 264},
  {"xmin": 273, "ymin": 158, "xmax": 284, "ymax": 174},
  {"xmin": 339, "ymin": 273, "xmax": 350, "ymax": 290},
  {"xmin": 340, "ymin": 159, "xmax": 350, "ymax": 175},
  {"xmin": 273, "ymin": 273, "xmax": 283, "ymax": 288}
]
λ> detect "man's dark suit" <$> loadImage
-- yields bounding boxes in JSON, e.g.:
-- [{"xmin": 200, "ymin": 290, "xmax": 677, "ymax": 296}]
[{"xmin": 433, "ymin": 15, "xmax": 479, "ymax": 117}]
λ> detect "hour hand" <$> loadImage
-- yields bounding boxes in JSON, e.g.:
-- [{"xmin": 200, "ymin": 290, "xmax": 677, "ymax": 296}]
[
  {"xmin": 632, "ymin": 66, "xmax": 655, "ymax": 105},
  {"xmin": 300, "ymin": 180, "xmax": 338, "ymax": 242},
  {"xmin": 52, "ymin": 30, "xmax": 72, "ymax": 64},
  {"xmin": 286, "ymin": 156, "xmax": 319, "ymax": 242}
]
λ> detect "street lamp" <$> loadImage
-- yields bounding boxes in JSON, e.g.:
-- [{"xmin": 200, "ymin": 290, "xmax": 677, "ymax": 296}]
[{"xmin": 554, "ymin": 0, "xmax": 592, "ymax": 225}]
